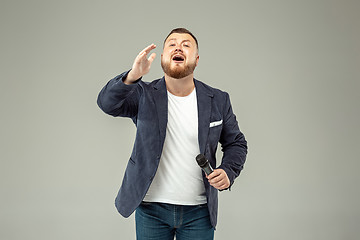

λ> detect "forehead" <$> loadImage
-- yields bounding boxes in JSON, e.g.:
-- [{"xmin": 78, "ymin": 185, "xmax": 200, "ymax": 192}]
[{"xmin": 165, "ymin": 33, "xmax": 196, "ymax": 44}]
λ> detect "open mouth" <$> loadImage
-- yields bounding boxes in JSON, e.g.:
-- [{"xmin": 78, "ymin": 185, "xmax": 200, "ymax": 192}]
[{"xmin": 172, "ymin": 55, "xmax": 185, "ymax": 62}]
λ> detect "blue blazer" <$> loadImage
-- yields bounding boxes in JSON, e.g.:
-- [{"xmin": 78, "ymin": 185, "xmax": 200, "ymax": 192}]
[{"xmin": 97, "ymin": 70, "xmax": 247, "ymax": 228}]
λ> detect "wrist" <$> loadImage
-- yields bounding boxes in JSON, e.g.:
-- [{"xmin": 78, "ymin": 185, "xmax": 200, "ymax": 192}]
[{"xmin": 124, "ymin": 70, "xmax": 141, "ymax": 85}]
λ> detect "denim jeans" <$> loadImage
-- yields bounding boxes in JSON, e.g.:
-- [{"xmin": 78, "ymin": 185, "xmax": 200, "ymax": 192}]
[{"xmin": 135, "ymin": 202, "xmax": 214, "ymax": 240}]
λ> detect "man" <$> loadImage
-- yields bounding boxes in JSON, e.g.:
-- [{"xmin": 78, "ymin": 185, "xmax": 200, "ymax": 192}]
[{"xmin": 97, "ymin": 28, "xmax": 247, "ymax": 240}]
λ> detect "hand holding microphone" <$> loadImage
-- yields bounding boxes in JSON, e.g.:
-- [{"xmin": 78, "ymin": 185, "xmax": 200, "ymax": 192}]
[{"xmin": 196, "ymin": 154, "xmax": 230, "ymax": 190}]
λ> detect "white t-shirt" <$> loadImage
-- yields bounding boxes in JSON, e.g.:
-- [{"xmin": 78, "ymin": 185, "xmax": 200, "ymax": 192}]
[{"xmin": 143, "ymin": 88, "xmax": 207, "ymax": 205}]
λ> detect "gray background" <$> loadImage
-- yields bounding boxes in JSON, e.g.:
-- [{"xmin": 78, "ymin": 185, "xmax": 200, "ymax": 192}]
[{"xmin": 1, "ymin": 0, "xmax": 359, "ymax": 239}]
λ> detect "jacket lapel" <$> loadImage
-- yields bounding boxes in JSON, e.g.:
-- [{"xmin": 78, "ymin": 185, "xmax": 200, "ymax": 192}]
[
  {"xmin": 153, "ymin": 78, "xmax": 168, "ymax": 150},
  {"xmin": 195, "ymin": 79, "xmax": 214, "ymax": 155}
]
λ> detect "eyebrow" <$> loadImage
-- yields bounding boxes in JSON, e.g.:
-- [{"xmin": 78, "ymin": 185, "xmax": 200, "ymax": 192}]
[{"xmin": 167, "ymin": 38, "xmax": 192, "ymax": 43}]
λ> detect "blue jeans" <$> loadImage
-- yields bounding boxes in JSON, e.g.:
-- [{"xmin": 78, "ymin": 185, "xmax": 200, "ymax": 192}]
[{"xmin": 135, "ymin": 202, "xmax": 214, "ymax": 240}]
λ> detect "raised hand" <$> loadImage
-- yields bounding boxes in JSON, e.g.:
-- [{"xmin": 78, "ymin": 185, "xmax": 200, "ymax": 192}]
[{"xmin": 124, "ymin": 44, "xmax": 157, "ymax": 84}]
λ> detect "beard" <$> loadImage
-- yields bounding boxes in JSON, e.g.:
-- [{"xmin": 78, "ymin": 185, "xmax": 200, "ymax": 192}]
[{"xmin": 161, "ymin": 58, "xmax": 197, "ymax": 79}]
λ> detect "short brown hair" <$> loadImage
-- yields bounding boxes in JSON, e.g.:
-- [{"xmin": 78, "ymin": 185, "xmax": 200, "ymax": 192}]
[{"xmin": 163, "ymin": 28, "xmax": 199, "ymax": 50}]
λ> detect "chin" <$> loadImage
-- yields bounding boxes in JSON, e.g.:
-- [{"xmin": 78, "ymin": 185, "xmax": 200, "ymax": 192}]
[{"xmin": 161, "ymin": 61, "xmax": 196, "ymax": 79}]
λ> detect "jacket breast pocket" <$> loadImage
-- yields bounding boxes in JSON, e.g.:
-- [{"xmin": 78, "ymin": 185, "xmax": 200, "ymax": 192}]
[
  {"xmin": 208, "ymin": 119, "xmax": 223, "ymax": 143},
  {"xmin": 209, "ymin": 120, "xmax": 223, "ymax": 128}
]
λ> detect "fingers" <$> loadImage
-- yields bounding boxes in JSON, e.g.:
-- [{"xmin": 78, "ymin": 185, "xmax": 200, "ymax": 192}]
[
  {"xmin": 148, "ymin": 52, "xmax": 156, "ymax": 63},
  {"xmin": 136, "ymin": 44, "xmax": 156, "ymax": 64},
  {"xmin": 207, "ymin": 170, "xmax": 220, "ymax": 180},
  {"xmin": 209, "ymin": 173, "xmax": 223, "ymax": 183},
  {"xmin": 139, "ymin": 44, "xmax": 156, "ymax": 56}
]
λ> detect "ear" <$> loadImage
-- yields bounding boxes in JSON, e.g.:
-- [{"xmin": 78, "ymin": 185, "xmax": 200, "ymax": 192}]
[{"xmin": 195, "ymin": 55, "xmax": 199, "ymax": 66}]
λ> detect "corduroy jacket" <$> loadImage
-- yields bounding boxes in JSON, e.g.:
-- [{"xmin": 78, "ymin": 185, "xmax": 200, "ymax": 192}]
[{"xmin": 97, "ymin": 70, "xmax": 247, "ymax": 228}]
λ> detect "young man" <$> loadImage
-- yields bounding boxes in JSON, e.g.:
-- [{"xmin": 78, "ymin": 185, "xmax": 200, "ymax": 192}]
[{"xmin": 97, "ymin": 28, "xmax": 248, "ymax": 240}]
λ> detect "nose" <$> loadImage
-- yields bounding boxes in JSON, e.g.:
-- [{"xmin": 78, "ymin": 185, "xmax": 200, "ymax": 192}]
[{"xmin": 175, "ymin": 45, "xmax": 183, "ymax": 52}]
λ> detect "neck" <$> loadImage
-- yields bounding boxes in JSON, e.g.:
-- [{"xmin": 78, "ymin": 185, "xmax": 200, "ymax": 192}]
[{"xmin": 164, "ymin": 73, "xmax": 195, "ymax": 97}]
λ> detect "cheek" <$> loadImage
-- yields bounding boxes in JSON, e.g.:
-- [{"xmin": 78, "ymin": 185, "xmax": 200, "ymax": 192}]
[
  {"xmin": 189, "ymin": 55, "xmax": 198, "ymax": 64},
  {"xmin": 162, "ymin": 52, "xmax": 171, "ymax": 60},
  {"xmin": 187, "ymin": 51, "xmax": 197, "ymax": 60},
  {"xmin": 161, "ymin": 54, "xmax": 167, "ymax": 61}
]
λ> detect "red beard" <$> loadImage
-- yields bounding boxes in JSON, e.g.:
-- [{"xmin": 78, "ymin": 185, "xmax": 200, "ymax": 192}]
[{"xmin": 161, "ymin": 58, "xmax": 196, "ymax": 79}]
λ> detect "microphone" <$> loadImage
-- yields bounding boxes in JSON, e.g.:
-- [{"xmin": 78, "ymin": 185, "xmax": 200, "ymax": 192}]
[{"xmin": 196, "ymin": 154, "xmax": 213, "ymax": 175}]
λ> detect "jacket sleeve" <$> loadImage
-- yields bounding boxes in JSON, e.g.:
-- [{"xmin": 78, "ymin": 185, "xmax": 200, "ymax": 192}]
[
  {"xmin": 97, "ymin": 70, "xmax": 142, "ymax": 119},
  {"xmin": 217, "ymin": 92, "xmax": 248, "ymax": 190}
]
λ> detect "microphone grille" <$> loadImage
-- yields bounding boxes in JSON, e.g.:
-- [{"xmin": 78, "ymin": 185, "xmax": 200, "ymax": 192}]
[{"xmin": 196, "ymin": 154, "xmax": 207, "ymax": 167}]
